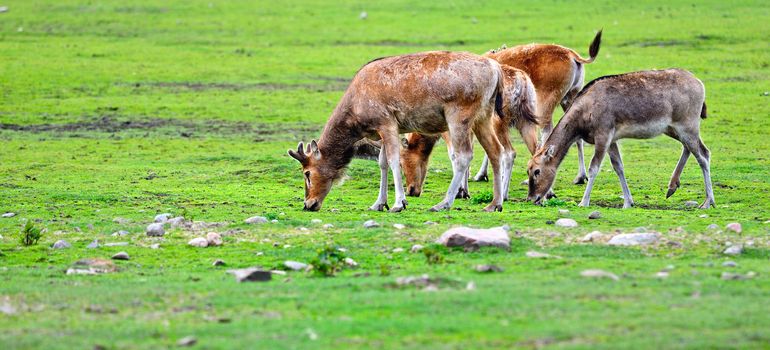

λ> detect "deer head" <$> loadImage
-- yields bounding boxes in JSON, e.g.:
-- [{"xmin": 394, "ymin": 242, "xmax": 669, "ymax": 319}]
[
  {"xmin": 288, "ymin": 140, "xmax": 336, "ymax": 211},
  {"xmin": 527, "ymin": 144, "xmax": 558, "ymax": 205}
]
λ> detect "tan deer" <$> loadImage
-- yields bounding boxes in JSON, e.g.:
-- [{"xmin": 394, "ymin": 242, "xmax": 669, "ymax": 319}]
[
  {"xmin": 527, "ymin": 69, "xmax": 715, "ymax": 209},
  {"xmin": 396, "ymin": 30, "xmax": 602, "ymax": 198},
  {"xmin": 289, "ymin": 51, "xmax": 510, "ymax": 212}
]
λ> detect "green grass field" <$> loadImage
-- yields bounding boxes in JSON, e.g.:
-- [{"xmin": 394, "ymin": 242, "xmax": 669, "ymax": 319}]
[{"xmin": 1, "ymin": 1, "xmax": 769, "ymax": 349}]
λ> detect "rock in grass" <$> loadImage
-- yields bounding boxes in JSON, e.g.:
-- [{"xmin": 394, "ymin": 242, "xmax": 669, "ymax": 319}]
[
  {"xmin": 588, "ymin": 211, "xmax": 602, "ymax": 219},
  {"xmin": 66, "ymin": 258, "xmax": 117, "ymax": 275},
  {"xmin": 104, "ymin": 242, "xmax": 128, "ymax": 247},
  {"xmin": 111, "ymin": 252, "xmax": 130, "ymax": 260},
  {"xmin": 244, "ymin": 216, "xmax": 268, "ymax": 224},
  {"xmin": 707, "ymin": 224, "xmax": 720, "ymax": 230},
  {"xmin": 684, "ymin": 201, "xmax": 699, "ymax": 208},
  {"xmin": 726, "ymin": 222, "xmax": 742, "ymax": 233},
  {"xmin": 154, "ymin": 213, "xmax": 172, "ymax": 223},
  {"xmin": 113, "ymin": 217, "xmax": 130, "ymax": 224},
  {"xmin": 112, "ymin": 230, "xmax": 131, "ymax": 236},
  {"xmin": 212, "ymin": 259, "xmax": 226, "ymax": 266},
  {"xmin": 554, "ymin": 218, "xmax": 578, "ymax": 228},
  {"xmin": 322, "ymin": 224, "xmax": 334, "ymax": 229},
  {"xmin": 410, "ymin": 244, "xmax": 424, "ymax": 253},
  {"xmin": 188, "ymin": 237, "xmax": 208, "ymax": 248},
  {"xmin": 284, "ymin": 261, "xmax": 308, "ymax": 271},
  {"xmin": 723, "ymin": 245, "xmax": 743, "ymax": 256},
  {"xmin": 474, "ymin": 264, "xmax": 502, "ymax": 273},
  {"xmin": 363, "ymin": 220, "xmax": 380, "ymax": 228},
  {"xmin": 392, "ymin": 247, "xmax": 405, "ymax": 253},
  {"xmin": 437, "ymin": 226, "xmax": 510, "ymax": 250},
  {"xmin": 52, "ymin": 240, "xmax": 71, "ymax": 249},
  {"xmin": 581, "ymin": 231, "xmax": 605, "ymax": 242},
  {"xmin": 176, "ymin": 336, "xmax": 197, "ymax": 347},
  {"xmin": 1, "ymin": 212, "xmax": 16, "ymax": 218},
  {"xmin": 558, "ymin": 209, "xmax": 570, "ymax": 216},
  {"xmin": 206, "ymin": 232, "xmax": 223, "ymax": 246},
  {"xmin": 580, "ymin": 269, "xmax": 619, "ymax": 281},
  {"xmin": 146, "ymin": 223, "xmax": 165, "ymax": 237},
  {"xmin": 311, "ymin": 219, "xmax": 322, "ymax": 224},
  {"xmin": 721, "ymin": 271, "xmax": 756, "ymax": 280},
  {"xmin": 722, "ymin": 261, "xmax": 737, "ymax": 267},
  {"xmin": 526, "ymin": 250, "xmax": 561, "ymax": 259},
  {"xmin": 607, "ymin": 233, "xmax": 660, "ymax": 246},
  {"xmin": 424, "ymin": 221, "xmax": 437, "ymax": 226},
  {"xmin": 344, "ymin": 257, "xmax": 358, "ymax": 267},
  {"xmin": 86, "ymin": 239, "xmax": 100, "ymax": 249},
  {"xmin": 167, "ymin": 216, "xmax": 186, "ymax": 227},
  {"xmin": 227, "ymin": 267, "xmax": 272, "ymax": 282},
  {"xmin": 393, "ymin": 223, "xmax": 406, "ymax": 230}
]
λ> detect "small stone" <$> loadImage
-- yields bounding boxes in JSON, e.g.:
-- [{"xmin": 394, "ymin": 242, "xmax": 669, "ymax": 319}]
[
  {"xmin": 545, "ymin": 220, "xmax": 554, "ymax": 225},
  {"xmin": 359, "ymin": 11, "xmax": 367, "ymax": 19},
  {"xmin": 554, "ymin": 218, "xmax": 578, "ymax": 228},
  {"xmin": 475, "ymin": 264, "xmax": 503, "ymax": 273},
  {"xmin": 634, "ymin": 227, "xmax": 647, "ymax": 233},
  {"xmin": 558, "ymin": 209, "xmax": 570, "ymax": 216},
  {"xmin": 699, "ymin": 214, "xmax": 709, "ymax": 218},
  {"xmin": 721, "ymin": 271, "xmax": 756, "ymax": 280},
  {"xmin": 344, "ymin": 257, "xmax": 358, "ymax": 267},
  {"xmin": 607, "ymin": 232, "xmax": 660, "ymax": 246},
  {"xmin": 66, "ymin": 258, "xmax": 117, "ymax": 275},
  {"xmin": 298, "ymin": 227, "xmax": 309, "ymax": 231},
  {"xmin": 330, "ymin": 209, "xmax": 339, "ymax": 213},
  {"xmin": 393, "ymin": 223, "xmax": 406, "ymax": 230},
  {"xmin": 227, "ymin": 267, "xmax": 272, "ymax": 282},
  {"xmin": 188, "ymin": 237, "xmax": 209, "ymax": 248},
  {"xmin": 707, "ymin": 224, "xmax": 720, "ymax": 230},
  {"xmin": 86, "ymin": 240, "xmax": 100, "ymax": 249},
  {"xmin": 167, "ymin": 216, "xmax": 186, "ymax": 227},
  {"xmin": 104, "ymin": 242, "xmax": 129, "ymax": 247},
  {"xmin": 424, "ymin": 221, "xmax": 437, "ymax": 225},
  {"xmin": 725, "ymin": 223, "xmax": 742, "ymax": 233},
  {"xmin": 322, "ymin": 224, "xmax": 334, "ymax": 229},
  {"xmin": 146, "ymin": 223, "xmax": 165, "ymax": 237},
  {"xmin": 177, "ymin": 336, "xmax": 197, "ymax": 347},
  {"xmin": 112, "ymin": 217, "xmax": 130, "ymax": 224},
  {"xmin": 525, "ymin": 250, "xmax": 560, "ymax": 259},
  {"xmin": 52, "ymin": 240, "xmax": 71, "ymax": 249},
  {"xmin": 588, "ymin": 211, "xmax": 602, "ymax": 219},
  {"xmin": 363, "ymin": 220, "xmax": 380, "ymax": 228},
  {"xmin": 581, "ymin": 231, "xmax": 605, "ymax": 242},
  {"xmin": 154, "ymin": 213, "xmax": 172, "ymax": 223},
  {"xmin": 271, "ymin": 219, "xmax": 279, "ymax": 223},
  {"xmin": 684, "ymin": 201, "xmax": 699, "ymax": 208},
  {"xmin": 311, "ymin": 219, "xmax": 322, "ymax": 224},
  {"xmin": 284, "ymin": 261, "xmax": 308, "ymax": 271},
  {"xmin": 0, "ymin": 7, "xmax": 9, "ymax": 13},
  {"xmin": 501, "ymin": 224, "xmax": 511, "ymax": 231},
  {"xmin": 112, "ymin": 230, "xmax": 131, "ymax": 236},
  {"xmin": 212, "ymin": 259, "xmax": 226, "ymax": 266},
  {"xmin": 149, "ymin": 243, "xmax": 160, "ymax": 249},
  {"xmin": 410, "ymin": 244, "xmax": 424, "ymax": 253},
  {"xmin": 111, "ymin": 252, "xmax": 130, "ymax": 260},
  {"xmin": 244, "ymin": 216, "xmax": 268, "ymax": 224},
  {"xmin": 392, "ymin": 248, "xmax": 405, "ymax": 253},
  {"xmin": 436, "ymin": 226, "xmax": 510, "ymax": 250},
  {"xmin": 271, "ymin": 270, "xmax": 287, "ymax": 276},
  {"xmin": 580, "ymin": 269, "xmax": 619, "ymax": 281},
  {"xmin": 722, "ymin": 261, "xmax": 737, "ymax": 267},
  {"xmin": 1, "ymin": 212, "xmax": 16, "ymax": 218},
  {"xmin": 723, "ymin": 245, "xmax": 743, "ymax": 255},
  {"xmin": 655, "ymin": 271, "xmax": 670, "ymax": 279},
  {"xmin": 206, "ymin": 232, "xmax": 223, "ymax": 246}
]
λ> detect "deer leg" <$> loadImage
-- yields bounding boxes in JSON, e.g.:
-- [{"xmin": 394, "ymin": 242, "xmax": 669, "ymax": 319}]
[
  {"xmin": 494, "ymin": 122, "xmax": 516, "ymax": 200},
  {"xmin": 608, "ymin": 143, "xmax": 634, "ymax": 208},
  {"xmin": 379, "ymin": 132, "xmax": 408, "ymax": 212},
  {"xmin": 579, "ymin": 137, "xmax": 610, "ymax": 207},
  {"xmin": 680, "ymin": 136, "xmax": 715, "ymax": 209},
  {"xmin": 666, "ymin": 147, "xmax": 690, "ymax": 198},
  {"xmin": 573, "ymin": 139, "xmax": 588, "ymax": 184},
  {"xmin": 474, "ymin": 122, "xmax": 504, "ymax": 212},
  {"xmin": 455, "ymin": 133, "xmax": 472, "ymax": 199},
  {"xmin": 369, "ymin": 145, "xmax": 390, "ymax": 211},
  {"xmin": 473, "ymin": 155, "xmax": 489, "ymax": 182},
  {"xmin": 430, "ymin": 124, "xmax": 473, "ymax": 211}
]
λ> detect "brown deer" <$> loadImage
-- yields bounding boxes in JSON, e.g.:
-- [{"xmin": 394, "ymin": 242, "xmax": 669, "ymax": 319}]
[
  {"xmin": 396, "ymin": 31, "xmax": 602, "ymax": 198},
  {"xmin": 289, "ymin": 51, "xmax": 510, "ymax": 212},
  {"xmin": 527, "ymin": 69, "xmax": 714, "ymax": 209}
]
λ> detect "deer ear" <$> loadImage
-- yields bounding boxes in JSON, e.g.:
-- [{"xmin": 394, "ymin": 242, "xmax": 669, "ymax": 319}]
[
  {"xmin": 401, "ymin": 137, "xmax": 409, "ymax": 148},
  {"xmin": 310, "ymin": 140, "xmax": 321, "ymax": 160}
]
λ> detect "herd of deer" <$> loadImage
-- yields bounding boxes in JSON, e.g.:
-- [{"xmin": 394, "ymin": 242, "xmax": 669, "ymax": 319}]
[{"xmin": 288, "ymin": 31, "xmax": 715, "ymax": 213}]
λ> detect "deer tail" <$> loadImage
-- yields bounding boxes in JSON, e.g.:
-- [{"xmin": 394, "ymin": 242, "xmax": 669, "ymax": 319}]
[{"xmin": 574, "ymin": 29, "xmax": 602, "ymax": 64}]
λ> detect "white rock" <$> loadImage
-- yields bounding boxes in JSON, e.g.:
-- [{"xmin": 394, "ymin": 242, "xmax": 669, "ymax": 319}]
[
  {"xmin": 227, "ymin": 268, "xmax": 272, "ymax": 282},
  {"xmin": 607, "ymin": 232, "xmax": 660, "ymax": 246},
  {"xmin": 154, "ymin": 213, "xmax": 173, "ymax": 223},
  {"xmin": 244, "ymin": 216, "xmax": 268, "ymax": 224},
  {"xmin": 707, "ymin": 224, "xmax": 720, "ymax": 230},
  {"xmin": 111, "ymin": 252, "xmax": 130, "ymax": 260},
  {"xmin": 723, "ymin": 245, "xmax": 743, "ymax": 255},
  {"xmin": 167, "ymin": 216, "xmax": 186, "ymax": 227},
  {"xmin": 722, "ymin": 261, "xmax": 737, "ymax": 267},
  {"xmin": 112, "ymin": 230, "xmax": 130, "ymax": 236},
  {"xmin": 655, "ymin": 271, "xmax": 669, "ymax": 279},
  {"xmin": 410, "ymin": 244, "xmax": 424, "ymax": 253},
  {"xmin": 580, "ymin": 269, "xmax": 619, "ymax": 281},
  {"xmin": 581, "ymin": 231, "xmax": 605, "ymax": 242},
  {"xmin": 322, "ymin": 224, "xmax": 334, "ymax": 229},
  {"xmin": 588, "ymin": 211, "xmax": 602, "ymax": 219},
  {"xmin": 392, "ymin": 248, "xmax": 405, "ymax": 253},
  {"xmin": 699, "ymin": 214, "xmax": 709, "ymax": 218},
  {"xmin": 526, "ymin": 250, "xmax": 560, "ymax": 259},
  {"xmin": 558, "ymin": 209, "xmax": 570, "ymax": 216},
  {"xmin": 1, "ymin": 212, "xmax": 16, "ymax": 218},
  {"xmin": 149, "ymin": 243, "xmax": 160, "ymax": 249},
  {"xmin": 555, "ymin": 218, "xmax": 578, "ymax": 228},
  {"xmin": 311, "ymin": 219, "xmax": 322, "ymax": 224},
  {"xmin": 188, "ymin": 237, "xmax": 209, "ymax": 247},
  {"xmin": 393, "ymin": 223, "xmax": 406, "ymax": 230},
  {"xmin": 206, "ymin": 232, "xmax": 223, "ymax": 246},
  {"xmin": 725, "ymin": 223, "xmax": 742, "ymax": 233},
  {"xmin": 146, "ymin": 223, "xmax": 165, "ymax": 237},
  {"xmin": 359, "ymin": 11, "xmax": 367, "ymax": 19},
  {"xmin": 344, "ymin": 257, "xmax": 358, "ymax": 267},
  {"xmin": 424, "ymin": 221, "xmax": 437, "ymax": 225},
  {"xmin": 436, "ymin": 226, "xmax": 510, "ymax": 250},
  {"xmin": 177, "ymin": 336, "xmax": 197, "ymax": 347},
  {"xmin": 212, "ymin": 259, "xmax": 226, "ymax": 266},
  {"xmin": 86, "ymin": 239, "xmax": 100, "ymax": 249},
  {"xmin": 113, "ymin": 217, "xmax": 130, "ymax": 224},
  {"xmin": 104, "ymin": 242, "xmax": 128, "ymax": 247},
  {"xmin": 684, "ymin": 201, "xmax": 699, "ymax": 208},
  {"xmin": 271, "ymin": 219, "xmax": 278, "ymax": 223},
  {"xmin": 284, "ymin": 261, "xmax": 308, "ymax": 271},
  {"xmin": 363, "ymin": 220, "xmax": 380, "ymax": 228},
  {"xmin": 52, "ymin": 240, "xmax": 71, "ymax": 249}
]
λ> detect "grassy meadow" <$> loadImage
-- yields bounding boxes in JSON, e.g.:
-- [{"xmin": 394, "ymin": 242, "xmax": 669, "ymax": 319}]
[{"xmin": 1, "ymin": 0, "xmax": 769, "ymax": 349}]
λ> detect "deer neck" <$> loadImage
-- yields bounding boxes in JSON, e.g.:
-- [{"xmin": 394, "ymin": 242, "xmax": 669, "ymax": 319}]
[
  {"xmin": 317, "ymin": 109, "xmax": 362, "ymax": 172},
  {"xmin": 544, "ymin": 116, "xmax": 581, "ymax": 169}
]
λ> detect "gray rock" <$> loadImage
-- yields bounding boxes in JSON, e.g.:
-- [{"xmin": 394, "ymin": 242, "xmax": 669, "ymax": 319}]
[
  {"xmin": 726, "ymin": 222, "xmax": 742, "ymax": 233},
  {"xmin": 322, "ymin": 224, "xmax": 334, "ymax": 229},
  {"xmin": 344, "ymin": 257, "xmax": 358, "ymax": 267},
  {"xmin": 475, "ymin": 264, "xmax": 503, "ymax": 273},
  {"xmin": 363, "ymin": 220, "xmax": 380, "ymax": 228},
  {"xmin": 212, "ymin": 259, "xmax": 226, "ymax": 266},
  {"xmin": 66, "ymin": 258, "xmax": 117, "ymax": 275},
  {"xmin": 707, "ymin": 224, "xmax": 720, "ymax": 230},
  {"xmin": 684, "ymin": 201, "xmax": 699, "ymax": 208},
  {"xmin": 149, "ymin": 243, "xmax": 160, "ymax": 249},
  {"xmin": 104, "ymin": 242, "xmax": 129, "ymax": 247},
  {"xmin": 588, "ymin": 211, "xmax": 602, "ymax": 219},
  {"xmin": 311, "ymin": 219, "xmax": 322, "ymax": 224},
  {"xmin": 424, "ymin": 221, "xmax": 437, "ymax": 225},
  {"xmin": 580, "ymin": 269, "xmax": 619, "ymax": 281},
  {"xmin": 188, "ymin": 237, "xmax": 208, "ymax": 247},
  {"xmin": 0, "ymin": 7, "xmax": 9, "ymax": 13},
  {"xmin": 393, "ymin": 223, "xmax": 406, "ymax": 230},
  {"xmin": 410, "ymin": 244, "xmax": 424, "ymax": 253},
  {"xmin": 112, "ymin": 230, "xmax": 131, "ymax": 236},
  {"xmin": 52, "ymin": 240, "xmax": 71, "ymax": 249},
  {"xmin": 227, "ymin": 267, "xmax": 272, "ymax": 282},
  {"xmin": 167, "ymin": 216, "xmax": 186, "ymax": 227},
  {"xmin": 244, "ymin": 216, "xmax": 268, "ymax": 224},
  {"xmin": 392, "ymin": 247, "xmax": 405, "ymax": 253},
  {"xmin": 154, "ymin": 213, "xmax": 173, "ymax": 223},
  {"xmin": 721, "ymin": 271, "xmax": 756, "ymax": 280},
  {"xmin": 581, "ymin": 231, "xmax": 605, "ymax": 242},
  {"xmin": 436, "ymin": 226, "xmax": 510, "ymax": 250},
  {"xmin": 554, "ymin": 218, "xmax": 578, "ymax": 228},
  {"xmin": 526, "ymin": 250, "xmax": 561, "ymax": 259},
  {"xmin": 146, "ymin": 223, "xmax": 165, "ymax": 237},
  {"xmin": 723, "ymin": 245, "xmax": 743, "ymax": 255},
  {"xmin": 722, "ymin": 261, "xmax": 737, "ymax": 267},
  {"xmin": 206, "ymin": 232, "xmax": 223, "ymax": 246},
  {"xmin": 86, "ymin": 239, "xmax": 100, "ymax": 249},
  {"xmin": 284, "ymin": 261, "xmax": 308, "ymax": 271},
  {"xmin": 558, "ymin": 209, "xmax": 570, "ymax": 216},
  {"xmin": 633, "ymin": 227, "xmax": 647, "ymax": 233},
  {"xmin": 607, "ymin": 232, "xmax": 660, "ymax": 246},
  {"xmin": 1, "ymin": 212, "xmax": 16, "ymax": 218},
  {"xmin": 111, "ymin": 252, "xmax": 130, "ymax": 260},
  {"xmin": 112, "ymin": 217, "xmax": 130, "ymax": 224},
  {"xmin": 177, "ymin": 336, "xmax": 197, "ymax": 347}
]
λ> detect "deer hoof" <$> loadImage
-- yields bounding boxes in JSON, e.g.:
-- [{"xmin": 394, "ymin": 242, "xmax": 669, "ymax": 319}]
[
  {"xmin": 573, "ymin": 175, "xmax": 588, "ymax": 185},
  {"xmin": 698, "ymin": 200, "xmax": 714, "ymax": 209},
  {"xmin": 455, "ymin": 188, "xmax": 470, "ymax": 199},
  {"xmin": 483, "ymin": 204, "xmax": 503, "ymax": 212},
  {"xmin": 389, "ymin": 199, "xmax": 408, "ymax": 213},
  {"xmin": 473, "ymin": 174, "xmax": 488, "ymax": 182},
  {"xmin": 429, "ymin": 203, "xmax": 450, "ymax": 212},
  {"xmin": 369, "ymin": 203, "xmax": 389, "ymax": 211}
]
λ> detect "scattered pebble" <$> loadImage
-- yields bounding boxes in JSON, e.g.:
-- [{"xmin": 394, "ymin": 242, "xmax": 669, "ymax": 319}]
[
  {"xmin": 410, "ymin": 244, "xmax": 424, "ymax": 253},
  {"xmin": 52, "ymin": 240, "xmax": 71, "ymax": 249},
  {"xmin": 393, "ymin": 223, "xmax": 406, "ymax": 230},
  {"xmin": 344, "ymin": 257, "xmax": 358, "ymax": 267},
  {"xmin": 66, "ymin": 258, "xmax": 117, "ymax": 275},
  {"xmin": 86, "ymin": 239, "xmax": 100, "ymax": 249},
  {"xmin": 330, "ymin": 209, "xmax": 339, "ymax": 213},
  {"xmin": 104, "ymin": 242, "xmax": 129, "ymax": 247},
  {"xmin": 359, "ymin": 11, "xmax": 367, "ymax": 20},
  {"xmin": 684, "ymin": 201, "xmax": 699, "ymax": 208},
  {"xmin": 581, "ymin": 231, "xmax": 605, "ymax": 243},
  {"xmin": 392, "ymin": 247, "xmax": 405, "ymax": 253},
  {"xmin": 655, "ymin": 271, "xmax": 669, "ymax": 279},
  {"xmin": 0, "ymin": 6, "xmax": 8, "ymax": 13},
  {"xmin": 588, "ymin": 211, "xmax": 602, "ymax": 219},
  {"xmin": 721, "ymin": 271, "xmax": 756, "ymax": 280},
  {"xmin": 722, "ymin": 261, "xmax": 737, "ymax": 267},
  {"xmin": 111, "ymin": 230, "xmax": 131, "ymax": 236},
  {"xmin": 525, "ymin": 250, "xmax": 561, "ymax": 259},
  {"xmin": 699, "ymin": 214, "xmax": 709, "ymax": 218},
  {"xmin": 167, "ymin": 216, "xmax": 186, "ymax": 227},
  {"xmin": 111, "ymin": 252, "xmax": 130, "ymax": 260},
  {"xmin": 227, "ymin": 267, "xmax": 272, "ymax": 282},
  {"xmin": 149, "ymin": 243, "xmax": 160, "ymax": 249},
  {"xmin": 271, "ymin": 219, "xmax": 278, "ymax": 223},
  {"xmin": 607, "ymin": 232, "xmax": 660, "ymax": 246},
  {"xmin": 424, "ymin": 221, "xmax": 437, "ymax": 225},
  {"xmin": 212, "ymin": 259, "xmax": 226, "ymax": 266},
  {"xmin": 311, "ymin": 219, "xmax": 322, "ymax": 224},
  {"xmin": 363, "ymin": 220, "xmax": 380, "ymax": 228},
  {"xmin": 188, "ymin": 237, "xmax": 209, "ymax": 248},
  {"xmin": 707, "ymin": 224, "xmax": 720, "ymax": 230},
  {"xmin": 176, "ymin": 336, "xmax": 197, "ymax": 347},
  {"xmin": 1, "ymin": 212, "xmax": 16, "ymax": 218},
  {"xmin": 725, "ymin": 222, "xmax": 742, "ymax": 233},
  {"xmin": 244, "ymin": 216, "xmax": 268, "ymax": 224},
  {"xmin": 580, "ymin": 269, "xmax": 619, "ymax": 281},
  {"xmin": 284, "ymin": 261, "xmax": 308, "ymax": 271},
  {"xmin": 146, "ymin": 223, "xmax": 165, "ymax": 237},
  {"xmin": 558, "ymin": 209, "xmax": 570, "ymax": 216},
  {"xmin": 206, "ymin": 232, "xmax": 223, "ymax": 246},
  {"xmin": 112, "ymin": 217, "xmax": 130, "ymax": 224},
  {"xmin": 436, "ymin": 226, "xmax": 510, "ymax": 250},
  {"xmin": 475, "ymin": 264, "xmax": 503, "ymax": 273},
  {"xmin": 322, "ymin": 224, "xmax": 334, "ymax": 229},
  {"xmin": 271, "ymin": 270, "xmax": 287, "ymax": 276},
  {"xmin": 634, "ymin": 227, "xmax": 647, "ymax": 233},
  {"xmin": 723, "ymin": 245, "xmax": 743, "ymax": 256},
  {"xmin": 554, "ymin": 218, "xmax": 578, "ymax": 228},
  {"xmin": 154, "ymin": 213, "xmax": 172, "ymax": 223}
]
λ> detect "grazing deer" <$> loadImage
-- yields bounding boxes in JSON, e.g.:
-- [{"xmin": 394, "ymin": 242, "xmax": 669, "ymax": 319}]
[
  {"xmin": 289, "ymin": 51, "xmax": 509, "ymax": 212},
  {"xmin": 396, "ymin": 30, "xmax": 603, "ymax": 197},
  {"xmin": 527, "ymin": 69, "xmax": 715, "ymax": 209}
]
